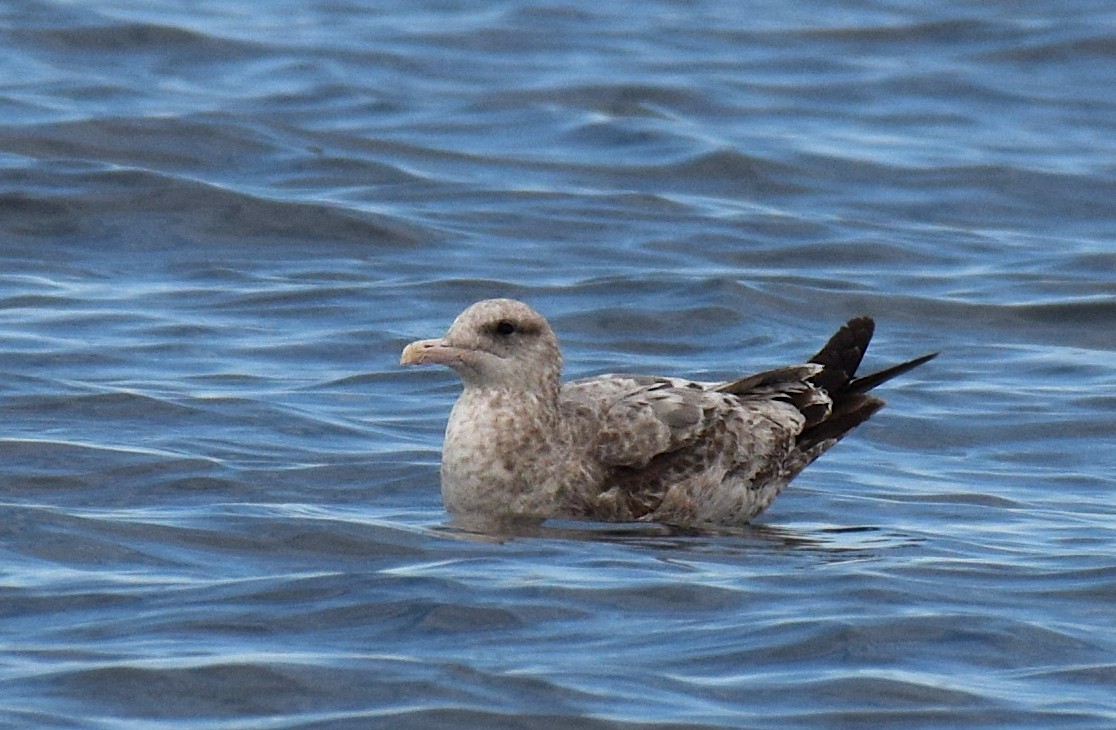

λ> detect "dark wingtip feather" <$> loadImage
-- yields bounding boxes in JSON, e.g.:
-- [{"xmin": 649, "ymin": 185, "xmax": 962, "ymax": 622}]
[
  {"xmin": 808, "ymin": 316, "xmax": 875, "ymax": 393},
  {"xmin": 848, "ymin": 351, "xmax": 939, "ymax": 394}
]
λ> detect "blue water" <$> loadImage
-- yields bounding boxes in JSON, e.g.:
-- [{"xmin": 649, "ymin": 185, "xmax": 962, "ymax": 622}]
[{"xmin": 2, "ymin": 1, "xmax": 1115, "ymax": 727}]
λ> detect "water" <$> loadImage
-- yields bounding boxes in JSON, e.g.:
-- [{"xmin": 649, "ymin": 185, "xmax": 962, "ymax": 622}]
[{"xmin": 2, "ymin": 0, "xmax": 1115, "ymax": 727}]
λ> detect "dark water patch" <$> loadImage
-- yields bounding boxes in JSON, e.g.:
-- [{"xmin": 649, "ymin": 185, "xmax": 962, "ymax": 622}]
[
  {"xmin": 1026, "ymin": 664, "xmax": 1116, "ymax": 686},
  {"xmin": 0, "ymin": 116, "xmax": 277, "ymax": 172},
  {"xmin": 980, "ymin": 32, "xmax": 1116, "ymax": 63},
  {"xmin": 0, "ymin": 292, "xmax": 83, "ymax": 310},
  {"xmin": 0, "ymin": 438, "xmax": 216, "ymax": 482},
  {"xmin": 37, "ymin": 662, "xmax": 380, "ymax": 720},
  {"xmin": 221, "ymin": 284, "xmax": 371, "ymax": 314},
  {"xmin": 2, "ymin": 164, "xmax": 435, "ymax": 253},
  {"xmin": 4, "ymin": 390, "xmax": 202, "ymax": 421},
  {"xmin": 582, "ymin": 148, "xmax": 807, "ymax": 197},
  {"xmin": 12, "ymin": 19, "xmax": 267, "ymax": 62},
  {"xmin": 797, "ymin": 17, "xmax": 1012, "ymax": 46},
  {"xmin": 507, "ymin": 81, "xmax": 730, "ymax": 118},
  {"xmin": 1010, "ymin": 297, "xmax": 1116, "ymax": 327},
  {"xmin": 886, "ymin": 491, "xmax": 1021, "ymax": 508},
  {"xmin": 0, "ymin": 194, "xmax": 82, "ymax": 238},
  {"xmin": 2, "ymin": 505, "xmax": 187, "ymax": 570}
]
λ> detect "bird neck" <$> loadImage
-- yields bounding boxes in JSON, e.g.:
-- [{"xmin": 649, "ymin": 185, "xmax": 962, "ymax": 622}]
[{"xmin": 460, "ymin": 381, "xmax": 562, "ymax": 431}]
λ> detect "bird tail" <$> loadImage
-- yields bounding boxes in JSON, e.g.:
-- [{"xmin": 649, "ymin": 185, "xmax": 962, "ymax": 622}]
[{"xmin": 797, "ymin": 317, "xmax": 937, "ymax": 452}]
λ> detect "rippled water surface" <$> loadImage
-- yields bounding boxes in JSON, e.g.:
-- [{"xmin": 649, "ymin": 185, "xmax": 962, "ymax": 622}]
[{"xmin": 2, "ymin": 1, "xmax": 1115, "ymax": 727}]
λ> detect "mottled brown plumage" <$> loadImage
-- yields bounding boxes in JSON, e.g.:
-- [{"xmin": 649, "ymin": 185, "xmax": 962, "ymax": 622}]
[{"xmin": 401, "ymin": 299, "xmax": 936, "ymax": 527}]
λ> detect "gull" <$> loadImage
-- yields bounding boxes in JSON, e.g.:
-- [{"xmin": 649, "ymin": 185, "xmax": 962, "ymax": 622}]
[{"xmin": 401, "ymin": 299, "xmax": 936, "ymax": 527}]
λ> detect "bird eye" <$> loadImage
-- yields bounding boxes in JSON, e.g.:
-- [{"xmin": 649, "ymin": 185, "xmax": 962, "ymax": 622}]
[{"xmin": 494, "ymin": 320, "xmax": 517, "ymax": 336}]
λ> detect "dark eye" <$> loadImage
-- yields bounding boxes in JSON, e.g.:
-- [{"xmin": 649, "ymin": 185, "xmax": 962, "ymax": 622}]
[{"xmin": 494, "ymin": 320, "xmax": 517, "ymax": 336}]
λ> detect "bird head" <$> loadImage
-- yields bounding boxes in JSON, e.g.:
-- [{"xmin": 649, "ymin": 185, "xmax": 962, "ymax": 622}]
[{"xmin": 401, "ymin": 299, "xmax": 562, "ymax": 394}]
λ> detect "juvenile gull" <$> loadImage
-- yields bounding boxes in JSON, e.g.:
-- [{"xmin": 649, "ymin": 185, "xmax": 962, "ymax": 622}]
[{"xmin": 401, "ymin": 299, "xmax": 936, "ymax": 527}]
